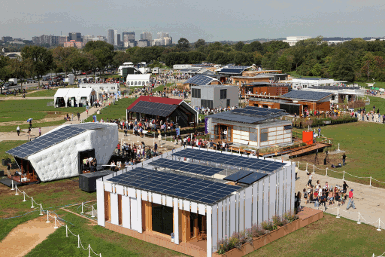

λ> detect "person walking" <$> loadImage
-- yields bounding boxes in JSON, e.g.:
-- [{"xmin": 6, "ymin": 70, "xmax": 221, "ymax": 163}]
[
  {"xmin": 342, "ymin": 153, "xmax": 347, "ymax": 166},
  {"xmin": 39, "ymin": 127, "xmax": 41, "ymax": 137},
  {"xmin": 16, "ymin": 126, "xmax": 20, "ymax": 136},
  {"xmin": 346, "ymin": 189, "xmax": 356, "ymax": 210},
  {"xmin": 307, "ymin": 172, "xmax": 313, "ymax": 187},
  {"xmin": 318, "ymin": 127, "xmax": 321, "ymax": 137},
  {"xmin": 77, "ymin": 112, "xmax": 80, "ymax": 121}
]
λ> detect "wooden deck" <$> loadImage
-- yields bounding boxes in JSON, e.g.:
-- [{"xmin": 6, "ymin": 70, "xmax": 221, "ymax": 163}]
[{"xmin": 289, "ymin": 142, "xmax": 331, "ymax": 157}]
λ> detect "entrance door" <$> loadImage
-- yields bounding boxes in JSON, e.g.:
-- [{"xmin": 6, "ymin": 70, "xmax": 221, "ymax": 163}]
[
  {"xmin": 152, "ymin": 204, "xmax": 173, "ymax": 236},
  {"xmin": 78, "ymin": 149, "xmax": 95, "ymax": 174}
]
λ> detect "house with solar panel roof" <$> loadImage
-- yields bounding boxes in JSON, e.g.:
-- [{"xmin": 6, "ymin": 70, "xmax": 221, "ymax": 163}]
[
  {"xmin": 126, "ymin": 96, "xmax": 198, "ymax": 128},
  {"xmin": 5, "ymin": 123, "xmax": 118, "ymax": 184},
  {"xmin": 206, "ymin": 106, "xmax": 292, "ymax": 149},
  {"xmin": 96, "ymin": 146, "xmax": 296, "ymax": 256},
  {"xmin": 248, "ymin": 90, "xmax": 333, "ymax": 116}
]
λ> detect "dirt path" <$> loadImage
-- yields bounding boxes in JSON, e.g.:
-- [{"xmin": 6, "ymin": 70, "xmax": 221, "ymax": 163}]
[{"xmin": 0, "ymin": 216, "xmax": 57, "ymax": 257}]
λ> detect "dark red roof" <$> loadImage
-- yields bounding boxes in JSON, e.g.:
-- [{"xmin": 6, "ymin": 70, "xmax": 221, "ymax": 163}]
[{"xmin": 127, "ymin": 96, "xmax": 183, "ymax": 110}]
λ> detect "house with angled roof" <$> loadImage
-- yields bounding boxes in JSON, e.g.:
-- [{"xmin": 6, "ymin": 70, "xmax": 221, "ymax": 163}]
[
  {"xmin": 126, "ymin": 96, "xmax": 198, "ymax": 127},
  {"xmin": 248, "ymin": 90, "xmax": 333, "ymax": 116},
  {"xmin": 96, "ymin": 146, "xmax": 296, "ymax": 256},
  {"xmin": 5, "ymin": 123, "xmax": 118, "ymax": 184},
  {"xmin": 206, "ymin": 106, "xmax": 292, "ymax": 148}
]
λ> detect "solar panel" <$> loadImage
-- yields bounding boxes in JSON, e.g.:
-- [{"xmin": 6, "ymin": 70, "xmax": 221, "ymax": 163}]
[
  {"xmin": 172, "ymin": 148, "xmax": 285, "ymax": 173},
  {"xmin": 223, "ymin": 170, "xmax": 254, "ymax": 182},
  {"xmin": 219, "ymin": 68, "xmax": 245, "ymax": 74},
  {"xmin": 129, "ymin": 101, "xmax": 178, "ymax": 117},
  {"xmin": 238, "ymin": 172, "xmax": 268, "ymax": 185},
  {"xmin": 6, "ymin": 126, "xmax": 85, "ymax": 158},
  {"xmin": 282, "ymin": 90, "xmax": 332, "ymax": 101},
  {"xmin": 207, "ymin": 106, "xmax": 287, "ymax": 124},
  {"xmin": 108, "ymin": 167, "xmax": 241, "ymax": 205},
  {"xmin": 149, "ymin": 158, "xmax": 223, "ymax": 176},
  {"xmin": 184, "ymin": 75, "xmax": 214, "ymax": 85}
]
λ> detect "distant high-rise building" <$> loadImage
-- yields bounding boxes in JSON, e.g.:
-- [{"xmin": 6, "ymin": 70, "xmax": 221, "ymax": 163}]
[
  {"xmin": 58, "ymin": 36, "xmax": 68, "ymax": 46},
  {"xmin": 283, "ymin": 36, "xmax": 311, "ymax": 46},
  {"xmin": 68, "ymin": 32, "xmax": 82, "ymax": 42},
  {"xmin": 152, "ymin": 32, "xmax": 172, "ymax": 46},
  {"xmin": 137, "ymin": 39, "xmax": 150, "ymax": 47},
  {"xmin": 140, "ymin": 32, "xmax": 152, "ymax": 42},
  {"xmin": 114, "ymin": 30, "xmax": 118, "ymax": 46},
  {"xmin": 107, "ymin": 29, "xmax": 114, "ymax": 45},
  {"xmin": 117, "ymin": 34, "xmax": 121, "ymax": 46},
  {"xmin": 32, "ymin": 35, "xmax": 59, "ymax": 46},
  {"xmin": 1, "ymin": 36, "xmax": 13, "ymax": 43}
]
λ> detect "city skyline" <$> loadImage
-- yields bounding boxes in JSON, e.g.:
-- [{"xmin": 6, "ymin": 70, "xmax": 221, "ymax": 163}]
[{"xmin": 1, "ymin": 0, "xmax": 385, "ymax": 42}]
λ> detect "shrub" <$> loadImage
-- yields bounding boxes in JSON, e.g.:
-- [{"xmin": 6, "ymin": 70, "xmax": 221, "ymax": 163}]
[
  {"xmin": 261, "ymin": 220, "xmax": 274, "ymax": 231},
  {"xmin": 272, "ymin": 215, "xmax": 284, "ymax": 227},
  {"xmin": 284, "ymin": 211, "xmax": 299, "ymax": 222}
]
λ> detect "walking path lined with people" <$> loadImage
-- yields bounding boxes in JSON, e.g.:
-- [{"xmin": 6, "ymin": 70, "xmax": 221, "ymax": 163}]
[{"xmin": 295, "ymin": 166, "xmax": 385, "ymax": 230}]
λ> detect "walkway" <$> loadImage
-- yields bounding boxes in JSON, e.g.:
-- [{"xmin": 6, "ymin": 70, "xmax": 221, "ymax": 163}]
[
  {"xmin": 0, "ymin": 216, "xmax": 56, "ymax": 257},
  {"xmin": 295, "ymin": 167, "xmax": 385, "ymax": 228}
]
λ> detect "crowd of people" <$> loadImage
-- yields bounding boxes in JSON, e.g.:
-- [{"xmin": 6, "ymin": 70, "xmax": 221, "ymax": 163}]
[
  {"xmin": 82, "ymin": 156, "xmax": 98, "ymax": 173},
  {"xmin": 301, "ymin": 174, "xmax": 356, "ymax": 211}
]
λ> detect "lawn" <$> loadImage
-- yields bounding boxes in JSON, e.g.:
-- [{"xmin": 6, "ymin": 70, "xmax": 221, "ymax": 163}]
[
  {"xmin": 26, "ymin": 89, "xmax": 57, "ymax": 97},
  {"xmin": 0, "ymin": 120, "xmax": 67, "ymax": 132},
  {"xmin": 0, "ymin": 140, "xmax": 27, "ymax": 161},
  {"xmin": 246, "ymin": 213, "xmax": 385, "ymax": 257},
  {"xmin": 366, "ymin": 96, "xmax": 385, "ymax": 113},
  {"xmin": 26, "ymin": 211, "xmax": 186, "ymax": 257},
  {"xmin": 85, "ymin": 97, "xmax": 137, "ymax": 122},
  {"xmin": 0, "ymin": 99, "xmax": 85, "ymax": 123},
  {"xmin": 293, "ymin": 121, "xmax": 385, "ymax": 187}
]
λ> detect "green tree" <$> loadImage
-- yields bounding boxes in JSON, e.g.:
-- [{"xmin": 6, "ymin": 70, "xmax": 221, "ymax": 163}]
[
  {"xmin": 112, "ymin": 51, "xmax": 131, "ymax": 68},
  {"xmin": 262, "ymin": 41, "xmax": 289, "ymax": 54},
  {"xmin": 243, "ymin": 41, "xmax": 263, "ymax": 53},
  {"xmin": 234, "ymin": 41, "xmax": 245, "ymax": 51},
  {"xmin": 83, "ymin": 41, "xmax": 115, "ymax": 72},
  {"xmin": 275, "ymin": 55, "xmax": 290, "ymax": 73},
  {"xmin": 21, "ymin": 45, "xmax": 53, "ymax": 86},
  {"xmin": 176, "ymin": 38, "xmax": 190, "ymax": 52},
  {"xmin": 52, "ymin": 46, "xmax": 76, "ymax": 76},
  {"xmin": 0, "ymin": 56, "xmax": 11, "ymax": 93},
  {"xmin": 194, "ymin": 39, "xmax": 206, "ymax": 49},
  {"xmin": 188, "ymin": 51, "xmax": 206, "ymax": 64}
]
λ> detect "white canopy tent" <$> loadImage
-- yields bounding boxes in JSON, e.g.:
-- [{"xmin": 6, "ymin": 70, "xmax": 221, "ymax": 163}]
[{"xmin": 54, "ymin": 88, "xmax": 95, "ymax": 107}]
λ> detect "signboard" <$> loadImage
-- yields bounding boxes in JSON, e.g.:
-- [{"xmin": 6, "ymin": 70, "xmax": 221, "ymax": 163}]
[{"xmin": 176, "ymin": 128, "xmax": 180, "ymax": 136}]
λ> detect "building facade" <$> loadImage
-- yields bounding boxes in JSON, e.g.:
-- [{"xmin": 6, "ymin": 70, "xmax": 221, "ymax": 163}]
[
  {"xmin": 191, "ymin": 85, "xmax": 239, "ymax": 109},
  {"xmin": 107, "ymin": 29, "xmax": 114, "ymax": 45}
]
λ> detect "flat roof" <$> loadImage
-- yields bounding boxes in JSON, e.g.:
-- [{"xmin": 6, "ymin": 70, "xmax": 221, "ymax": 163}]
[
  {"xmin": 108, "ymin": 167, "xmax": 241, "ymax": 205},
  {"xmin": 184, "ymin": 75, "xmax": 217, "ymax": 85},
  {"xmin": 310, "ymin": 86, "xmax": 362, "ymax": 91},
  {"xmin": 173, "ymin": 148, "xmax": 285, "ymax": 173},
  {"xmin": 207, "ymin": 106, "xmax": 287, "ymax": 124},
  {"xmin": 282, "ymin": 90, "xmax": 333, "ymax": 101},
  {"xmin": 128, "ymin": 101, "xmax": 178, "ymax": 117}
]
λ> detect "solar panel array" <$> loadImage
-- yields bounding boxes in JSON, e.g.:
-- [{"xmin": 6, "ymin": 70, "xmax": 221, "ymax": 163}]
[
  {"xmin": 223, "ymin": 170, "xmax": 253, "ymax": 182},
  {"xmin": 7, "ymin": 126, "xmax": 85, "ymax": 158},
  {"xmin": 207, "ymin": 106, "xmax": 287, "ymax": 124},
  {"xmin": 129, "ymin": 101, "xmax": 178, "ymax": 117},
  {"xmin": 172, "ymin": 148, "xmax": 285, "ymax": 173},
  {"xmin": 238, "ymin": 172, "xmax": 268, "ymax": 185},
  {"xmin": 107, "ymin": 167, "xmax": 241, "ymax": 205},
  {"xmin": 184, "ymin": 75, "xmax": 214, "ymax": 85},
  {"xmin": 226, "ymin": 66, "xmax": 250, "ymax": 69},
  {"xmin": 282, "ymin": 90, "xmax": 332, "ymax": 101},
  {"xmin": 219, "ymin": 68, "xmax": 245, "ymax": 74},
  {"xmin": 149, "ymin": 158, "xmax": 223, "ymax": 176}
]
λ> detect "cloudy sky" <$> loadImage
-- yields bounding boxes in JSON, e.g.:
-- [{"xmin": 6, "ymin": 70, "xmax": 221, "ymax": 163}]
[{"xmin": 1, "ymin": 0, "xmax": 384, "ymax": 42}]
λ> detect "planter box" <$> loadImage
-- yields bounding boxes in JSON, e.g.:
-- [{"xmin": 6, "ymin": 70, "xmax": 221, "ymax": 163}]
[{"xmin": 222, "ymin": 219, "xmax": 303, "ymax": 257}]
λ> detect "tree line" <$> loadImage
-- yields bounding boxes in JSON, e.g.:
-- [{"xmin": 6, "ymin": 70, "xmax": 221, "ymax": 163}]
[{"xmin": 1, "ymin": 36, "xmax": 385, "ymax": 84}]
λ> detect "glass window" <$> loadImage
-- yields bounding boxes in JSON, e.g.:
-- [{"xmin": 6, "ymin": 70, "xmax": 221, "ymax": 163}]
[
  {"xmin": 220, "ymin": 89, "xmax": 227, "ymax": 99},
  {"xmin": 260, "ymin": 132, "xmax": 268, "ymax": 142},
  {"xmin": 249, "ymin": 133, "xmax": 258, "ymax": 142},
  {"xmin": 261, "ymin": 128, "xmax": 268, "ymax": 133}
]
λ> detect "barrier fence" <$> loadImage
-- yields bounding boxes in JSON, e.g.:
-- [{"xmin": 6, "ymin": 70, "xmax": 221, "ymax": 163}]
[
  {"xmin": 295, "ymin": 161, "xmax": 385, "ymax": 188},
  {"xmin": 7, "ymin": 183, "xmax": 102, "ymax": 257}
]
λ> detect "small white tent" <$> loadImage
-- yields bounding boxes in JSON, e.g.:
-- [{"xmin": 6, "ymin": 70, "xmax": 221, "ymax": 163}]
[{"xmin": 54, "ymin": 88, "xmax": 95, "ymax": 107}]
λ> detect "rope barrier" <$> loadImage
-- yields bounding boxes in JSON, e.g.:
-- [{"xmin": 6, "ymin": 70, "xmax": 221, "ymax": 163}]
[
  {"xmin": 8, "ymin": 187, "xmax": 101, "ymax": 255},
  {"xmin": 298, "ymin": 161, "xmax": 385, "ymax": 188}
]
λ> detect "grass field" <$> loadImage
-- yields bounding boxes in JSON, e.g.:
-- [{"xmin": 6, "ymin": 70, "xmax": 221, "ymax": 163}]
[
  {"xmin": 25, "ymin": 211, "xmax": 186, "ymax": 257},
  {"xmin": 85, "ymin": 98, "xmax": 137, "ymax": 122},
  {"xmin": 0, "ymin": 140, "xmax": 27, "ymax": 161},
  {"xmin": 26, "ymin": 89, "xmax": 57, "ymax": 97},
  {"xmin": 247, "ymin": 214, "xmax": 385, "ymax": 257},
  {"xmin": 0, "ymin": 120, "xmax": 67, "ymax": 132},
  {"xmin": 293, "ymin": 121, "xmax": 385, "ymax": 186},
  {"xmin": 0, "ymin": 99, "xmax": 85, "ymax": 124}
]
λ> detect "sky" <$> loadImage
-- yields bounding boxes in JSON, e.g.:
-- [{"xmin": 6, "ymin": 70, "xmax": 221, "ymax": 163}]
[{"xmin": 1, "ymin": 0, "xmax": 385, "ymax": 42}]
